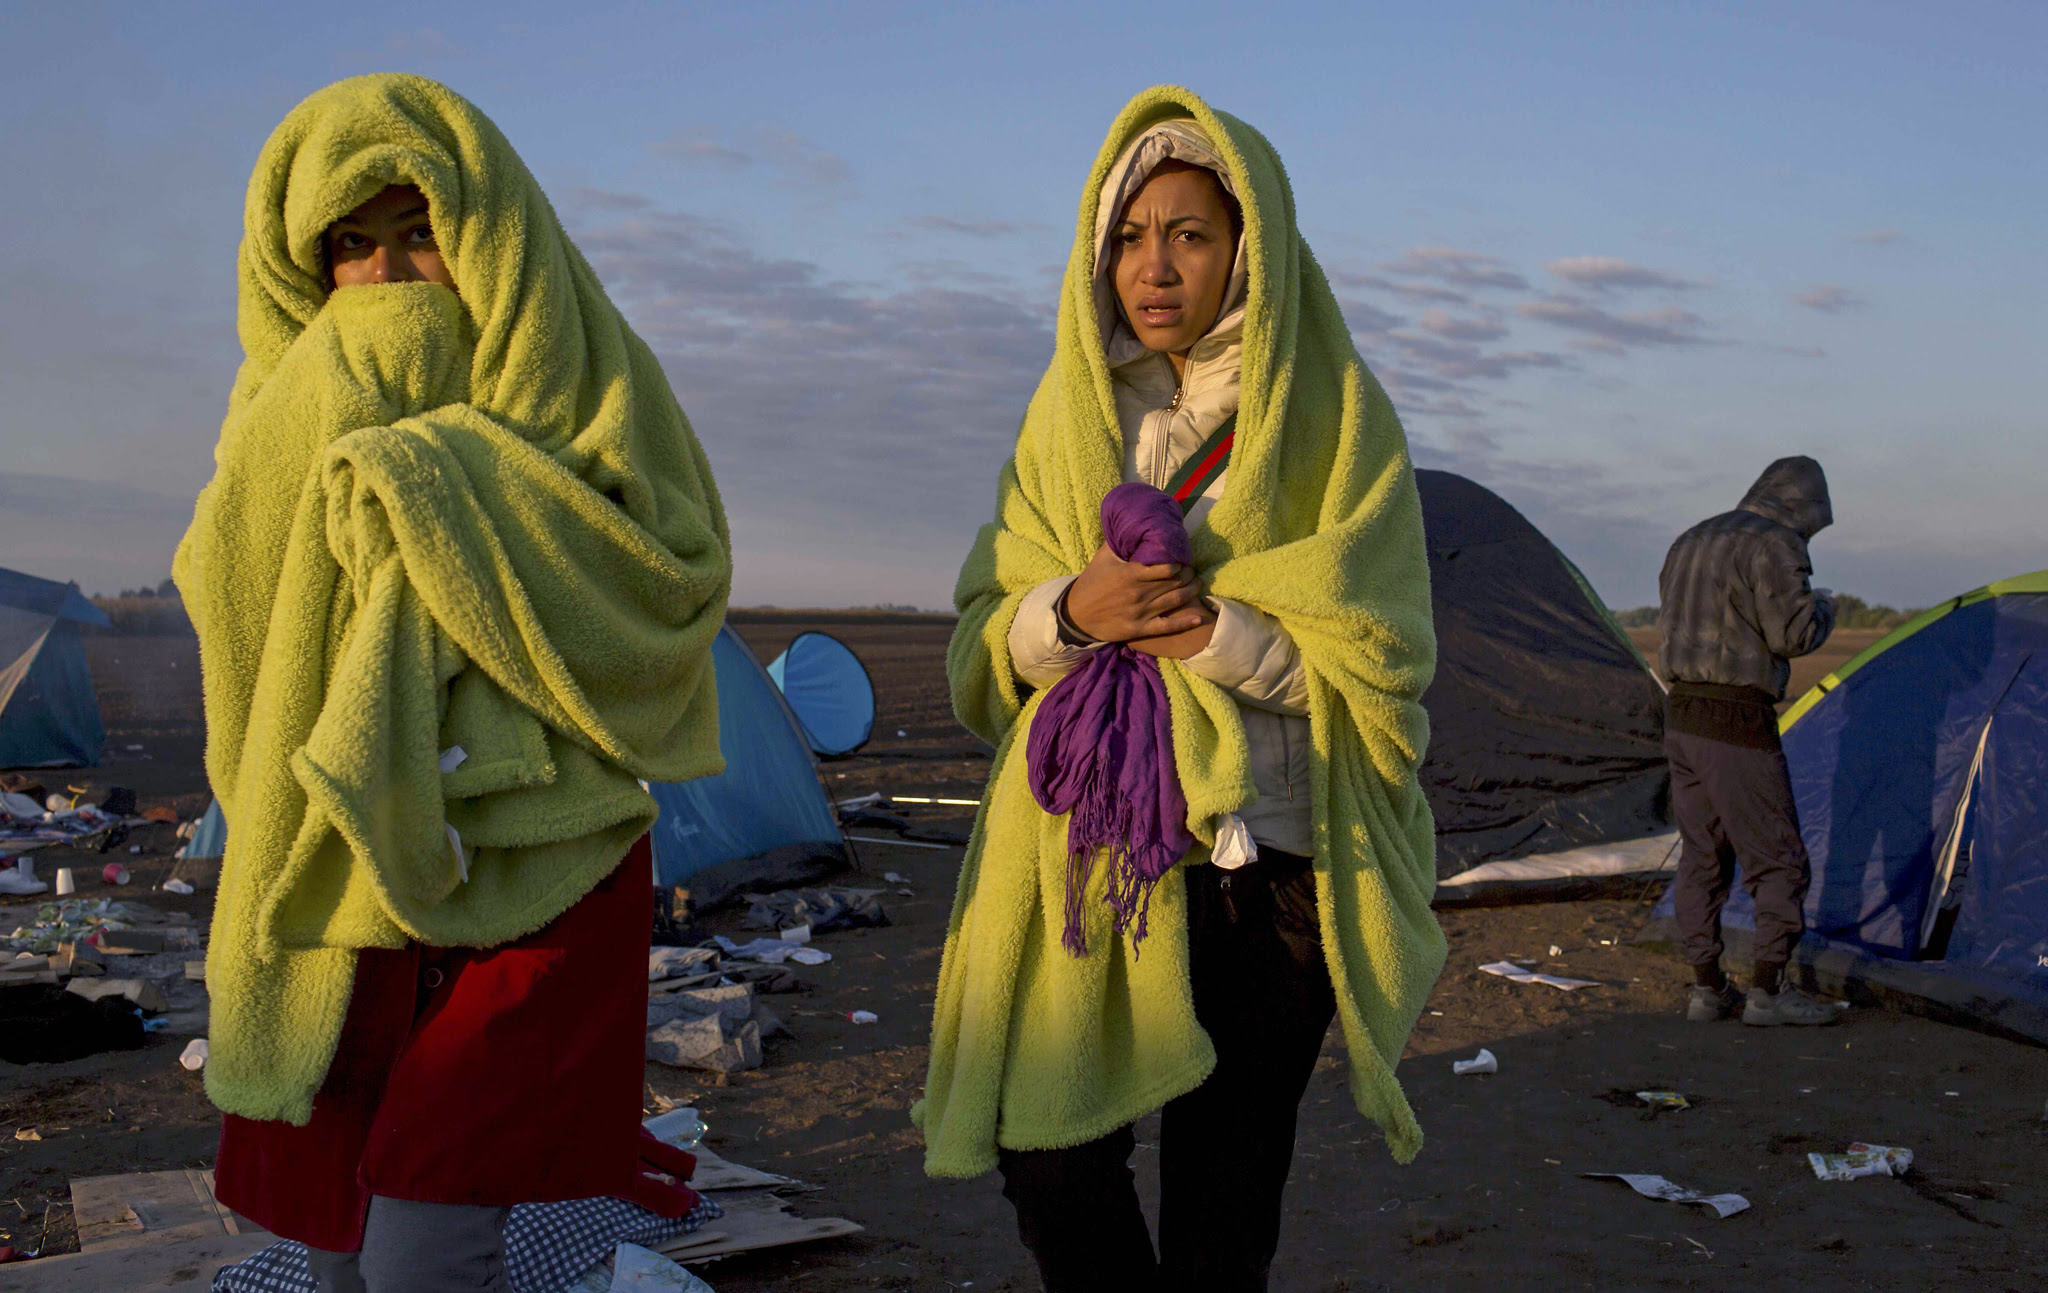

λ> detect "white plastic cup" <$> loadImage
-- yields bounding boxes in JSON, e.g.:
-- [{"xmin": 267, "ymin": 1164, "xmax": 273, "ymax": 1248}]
[
  {"xmin": 179, "ymin": 1038, "xmax": 209, "ymax": 1071},
  {"xmin": 53, "ymin": 867, "xmax": 75, "ymax": 896}
]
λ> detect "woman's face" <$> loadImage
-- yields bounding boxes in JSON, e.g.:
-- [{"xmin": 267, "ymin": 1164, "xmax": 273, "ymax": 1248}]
[
  {"xmin": 326, "ymin": 184, "xmax": 456, "ymax": 291},
  {"xmin": 1110, "ymin": 162, "xmax": 1235, "ymax": 360}
]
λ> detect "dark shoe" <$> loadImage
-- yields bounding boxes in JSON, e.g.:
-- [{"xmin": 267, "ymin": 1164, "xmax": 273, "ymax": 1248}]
[
  {"xmin": 1686, "ymin": 982, "xmax": 1742, "ymax": 1022},
  {"xmin": 1743, "ymin": 985, "xmax": 1842, "ymax": 1026}
]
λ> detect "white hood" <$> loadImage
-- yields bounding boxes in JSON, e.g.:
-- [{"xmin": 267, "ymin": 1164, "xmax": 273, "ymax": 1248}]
[{"xmin": 1092, "ymin": 119, "xmax": 1250, "ymax": 369}]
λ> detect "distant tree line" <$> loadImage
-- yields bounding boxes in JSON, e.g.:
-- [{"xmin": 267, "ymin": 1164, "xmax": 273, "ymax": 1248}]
[{"xmin": 1615, "ymin": 594, "xmax": 1922, "ymax": 632}]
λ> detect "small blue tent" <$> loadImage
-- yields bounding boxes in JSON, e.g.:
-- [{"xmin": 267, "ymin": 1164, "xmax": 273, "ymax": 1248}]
[
  {"xmin": 0, "ymin": 567, "xmax": 109, "ymax": 769},
  {"xmin": 1653, "ymin": 572, "xmax": 2048, "ymax": 1041},
  {"xmin": 649, "ymin": 624, "xmax": 849, "ymax": 905},
  {"xmin": 767, "ymin": 632, "xmax": 876, "ymax": 758}
]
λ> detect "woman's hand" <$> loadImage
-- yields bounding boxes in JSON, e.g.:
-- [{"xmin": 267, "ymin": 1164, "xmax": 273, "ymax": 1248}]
[
  {"xmin": 1126, "ymin": 610, "xmax": 1217, "ymax": 660},
  {"xmin": 1065, "ymin": 543, "xmax": 1206, "ymax": 643}
]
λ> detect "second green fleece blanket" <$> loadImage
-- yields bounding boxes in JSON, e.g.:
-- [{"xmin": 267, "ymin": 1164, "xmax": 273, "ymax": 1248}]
[
  {"xmin": 174, "ymin": 75, "xmax": 731, "ymax": 1123},
  {"xmin": 915, "ymin": 86, "xmax": 1446, "ymax": 1176}
]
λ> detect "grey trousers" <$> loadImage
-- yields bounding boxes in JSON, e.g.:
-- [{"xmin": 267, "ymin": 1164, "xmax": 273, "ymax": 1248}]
[
  {"xmin": 304, "ymin": 1198, "xmax": 510, "ymax": 1293},
  {"xmin": 1666, "ymin": 727, "xmax": 1813, "ymax": 970}
]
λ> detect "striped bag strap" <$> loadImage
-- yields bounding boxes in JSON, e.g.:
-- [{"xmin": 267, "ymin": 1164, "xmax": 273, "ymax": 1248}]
[{"xmin": 1164, "ymin": 413, "xmax": 1237, "ymax": 516}]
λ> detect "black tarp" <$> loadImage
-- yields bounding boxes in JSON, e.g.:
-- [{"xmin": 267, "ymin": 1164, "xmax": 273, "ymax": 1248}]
[{"xmin": 1416, "ymin": 470, "xmax": 1668, "ymax": 877}]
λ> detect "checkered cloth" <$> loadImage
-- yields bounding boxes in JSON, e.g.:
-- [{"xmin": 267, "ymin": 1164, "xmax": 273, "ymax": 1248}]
[{"xmin": 210, "ymin": 1195, "xmax": 721, "ymax": 1292}]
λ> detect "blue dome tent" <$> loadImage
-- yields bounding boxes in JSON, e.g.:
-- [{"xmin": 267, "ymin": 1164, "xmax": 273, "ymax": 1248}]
[
  {"xmin": 649, "ymin": 624, "xmax": 850, "ymax": 907},
  {"xmin": 767, "ymin": 631, "xmax": 876, "ymax": 758},
  {"xmin": 0, "ymin": 566, "xmax": 109, "ymax": 769},
  {"xmin": 1651, "ymin": 571, "xmax": 2048, "ymax": 1041}
]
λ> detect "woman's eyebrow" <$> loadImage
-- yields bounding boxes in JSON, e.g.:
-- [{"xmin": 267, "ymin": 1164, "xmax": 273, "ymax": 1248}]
[{"xmin": 394, "ymin": 202, "xmax": 430, "ymax": 222}]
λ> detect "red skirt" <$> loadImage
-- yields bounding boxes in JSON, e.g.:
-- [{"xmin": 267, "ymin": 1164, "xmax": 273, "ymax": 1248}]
[{"xmin": 215, "ymin": 839, "xmax": 654, "ymax": 1252}]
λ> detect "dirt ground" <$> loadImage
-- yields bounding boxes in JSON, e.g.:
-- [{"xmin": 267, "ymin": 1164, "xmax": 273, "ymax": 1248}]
[{"xmin": 4, "ymin": 615, "xmax": 2044, "ymax": 1290}]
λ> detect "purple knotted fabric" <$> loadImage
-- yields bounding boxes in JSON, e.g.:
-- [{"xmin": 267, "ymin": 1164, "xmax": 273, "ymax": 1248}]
[{"xmin": 1027, "ymin": 482, "xmax": 1197, "ymax": 956}]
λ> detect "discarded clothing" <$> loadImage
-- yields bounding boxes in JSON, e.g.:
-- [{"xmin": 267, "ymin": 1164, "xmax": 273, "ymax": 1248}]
[
  {"xmin": 174, "ymin": 74, "xmax": 731, "ymax": 1124},
  {"xmin": 0, "ymin": 983, "xmax": 146, "ymax": 1064},
  {"xmin": 742, "ymin": 886, "xmax": 889, "ymax": 934}
]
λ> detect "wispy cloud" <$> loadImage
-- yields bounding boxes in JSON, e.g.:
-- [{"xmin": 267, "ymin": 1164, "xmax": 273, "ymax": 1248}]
[
  {"xmin": 566, "ymin": 192, "xmax": 1052, "ymax": 604},
  {"xmin": 1516, "ymin": 296, "xmax": 1714, "ymax": 350},
  {"xmin": 1546, "ymin": 255, "xmax": 1706, "ymax": 292},
  {"xmin": 649, "ymin": 128, "xmax": 856, "ymax": 196},
  {"xmin": 1849, "ymin": 228, "xmax": 1902, "ymax": 246},
  {"xmin": 1377, "ymin": 246, "xmax": 1530, "ymax": 292},
  {"xmin": 902, "ymin": 215, "xmax": 1042, "ymax": 238},
  {"xmin": 1333, "ymin": 271, "xmax": 1470, "ymax": 306},
  {"xmin": 1416, "ymin": 309, "xmax": 1508, "ymax": 343},
  {"xmin": 1792, "ymin": 284, "xmax": 1867, "ymax": 313}
]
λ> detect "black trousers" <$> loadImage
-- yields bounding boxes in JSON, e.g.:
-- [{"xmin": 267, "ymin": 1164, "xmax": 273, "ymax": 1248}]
[
  {"xmin": 996, "ymin": 849, "xmax": 1337, "ymax": 1293},
  {"xmin": 1666, "ymin": 723, "xmax": 1813, "ymax": 971}
]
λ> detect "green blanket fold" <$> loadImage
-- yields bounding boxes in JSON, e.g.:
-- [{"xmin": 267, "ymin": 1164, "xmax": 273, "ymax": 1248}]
[
  {"xmin": 174, "ymin": 75, "xmax": 731, "ymax": 1123},
  {"xmin": 915, "ymin": 86, "xmax": 1446, "ymax": 1176}
]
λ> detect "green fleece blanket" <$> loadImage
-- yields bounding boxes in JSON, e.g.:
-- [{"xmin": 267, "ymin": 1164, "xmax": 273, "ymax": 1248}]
[
  {"xmin": 173, "ymin": 75, "xmax": 731, "ymax": 1123},
  {"xmin": 915, "ymin": 86, "xmax": 1446, "ymax": 1175}
]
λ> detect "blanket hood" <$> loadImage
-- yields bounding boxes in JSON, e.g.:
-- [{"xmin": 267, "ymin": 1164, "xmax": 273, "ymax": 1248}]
[{"xmin": 1738, "ymin": 455, "xmax": 1832, "ymax": 539}]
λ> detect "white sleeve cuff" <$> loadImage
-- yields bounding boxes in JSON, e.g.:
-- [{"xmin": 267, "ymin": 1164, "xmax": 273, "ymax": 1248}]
[
  {"xmin": 1008, "ymin": 576, "xmax": 1104, "ymax": 688},
  {"xmin": 1182, "ymin": 598, "xmax": 1309, "ymax": 715}
]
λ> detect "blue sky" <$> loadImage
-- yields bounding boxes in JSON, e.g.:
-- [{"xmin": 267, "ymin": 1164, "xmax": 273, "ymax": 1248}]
[{"xmin": 2, "ymin": 1, "xmax": 2041, "ymax": 609}]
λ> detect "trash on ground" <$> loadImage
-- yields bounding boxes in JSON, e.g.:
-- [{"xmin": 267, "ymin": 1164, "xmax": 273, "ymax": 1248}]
[
  {"xmin": 1548, "ymin": 944, "xmax": 1562, "ymax": 957},
  {"xmin": 1452, "ymin": 1048, "xmax": 1497, "ymax": 1075},
  {"xmin": 0, "ymin": 983, "xmax": 147, "ymax": 1063},
  {"xmin": 609, "ymin": 1241, "xmax": 717, "ymax": 1291},
  {"xmin": 1582, "ymin": 1173, "xmax": 1749, "ymax": 1218},
  {"xmin": 179, "ymin": 1038, "xmax": 209, "ymax": 1071},
  {"xmin": 649, "ymin": 945, "xmax": 720, "ymax": 982},
  {"xmin": 1479, "ymin": 960, "xmax": 1600, "ymax": 991},
  {"xmin": 643, "ymin": 1107, "xmax": 709, "ymax": 1151},
  {"xmin": 1809, "ymin": 1142, "xmax": 1912, "ymax": 1180},
  {"xmin": 713, "ymin": 935, "xmax": 831, "ymax": 966},
  {"xmin": 647, "ymin": 983, "xmax": 764, "ymax": 1073},
  {"xmin": 162, "ymin": 878, "xmax": 196, "ymax": 895},
  {"xmin": 883, "ymin": 872, "xmax": 910, "ymax": 885},
  {"xmin": 1637, "ymin": 1090, "xmax": 1691, "ymax": 1113},
  {"xmin": 14, "ymin": 1127, "xmax": 40, "ymax": 1141},
  {"xmin": 743, "ymin": 887, "xmax": 888, "ymax": 935},
  {"xmin": 66, "ymin": 977, "xmax": 169, "ymax": 1011}
]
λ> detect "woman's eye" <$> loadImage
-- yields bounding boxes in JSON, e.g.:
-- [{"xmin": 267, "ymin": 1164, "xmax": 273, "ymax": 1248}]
[
  {"xmin": 333, "ymin": 231, "xmax": 366, "ymax": 251},
  {"xmin": 406, "ymin": 225, "xmax": 436, "ymax": 245}
]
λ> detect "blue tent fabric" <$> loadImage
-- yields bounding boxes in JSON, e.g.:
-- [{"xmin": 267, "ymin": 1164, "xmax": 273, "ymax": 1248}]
[
  {"xmin": 0, "ymin": 567, "xmax": 108, "ymax": 769},
  {"xmin": 649, "ymin": 625, "xmax": 845, "ymax": 892},
  {"xmin": 188, "ymin": 798, "xmax": 228, "ymax": 860},
  {"xmin": 767, "ymin": 632, "xmax": 875, "ymax": 757},
  {"xmin": 1652, "ymin": 581, "xmax": 2048, "ymax": 1040}
]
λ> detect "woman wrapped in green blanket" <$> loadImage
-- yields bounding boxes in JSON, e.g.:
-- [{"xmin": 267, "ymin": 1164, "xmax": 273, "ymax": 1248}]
[
  {"xmin": 915, "ymin": 87, "xmax": 1447, "ymax": 1289},
  {"xmin": 174, "ymin": 75, "xmax": 730, "ymax": 1290}
]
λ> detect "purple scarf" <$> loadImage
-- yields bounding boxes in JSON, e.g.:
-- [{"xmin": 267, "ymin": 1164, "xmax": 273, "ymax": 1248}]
[{"xmin": 1027, "ymin": 482, "xmax": 1196, "ymax": 956}]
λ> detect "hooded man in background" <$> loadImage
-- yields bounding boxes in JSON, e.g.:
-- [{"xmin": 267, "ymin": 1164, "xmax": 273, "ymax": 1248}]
[{"xmin": 1659, "ymin": 456, "xmax": 1840, "ymax": 1027}]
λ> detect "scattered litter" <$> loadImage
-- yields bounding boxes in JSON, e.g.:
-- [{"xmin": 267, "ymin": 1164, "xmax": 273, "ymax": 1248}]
[
  {"xmin": 1479, "ymin": 960, "xmax": 1600, "ymax": 991},
  {"xmin": 649, "ymin": 945, "xmax": 719, "ymax": 982},
  {"xmin": 1548, "ymin": 944, "xmax": 1562, "ymax": 957},
  {"xmin": 141, "ymin": 807, "xmax": 179, "ymax": 825},
  {"xmin": 883, "ymin": 872, "xmax": 909, "ymax": 885},
  {"xmin": 67, "ymin": 977, "xmax": 169, "ymax": 1011},
  {"xmin": 54, "ymin": 867, "xmax": 76, "ymax": 896},
  {"xmin": 162, "ymin": 878, "xmax": 196, "ymax": 896},
  {"xmin": 1637, "ymin": 1091, "xmax": 1691, "ymax": 1113},
  {"xmin": 14, "ymin": 1127, "xmax": 40, "ymax": 1142},
  {"xmin": 1808, "ymin": 1142, "xmax": 1912, "ymax": 1181},
  {"xmin": 713, "ymin": 935, "xmax": 832, "ymax": 966},
  {"xmin": 643, "ymin": 1107, "xmax": 708, "ymax": 1151},
  {"xmin": 1451, "ymin": 1048, "xmax": 1497, "ymax": 1075},
  {"xmin": 179, "ymin": 1038, "xmax": 209, "ymax": 1071},
  {"xmin": 743, "ymin": 887, "xmax": 887, "ymax": 935},
  {"xmin": 779, "ymin": 924, "xmax": 811, "ymax": 945},
  {"xmin": 102, "ymin": 864, "xmax": 131, "ymax": 886},
  {"xmin": 1583, "ymin": 1173, "xmax": 1749, "ymax": 1219},
  {"xmin": 895, "ymin": 729, "xmax": 908, "ymax": 738},
  {"xmin": 849, "ymin": 1010, "xmax": 878, "ymax": 1025},
  {"xmin": 610, "ymin": 1241, "xmax": 716, "ymax": 1290}
]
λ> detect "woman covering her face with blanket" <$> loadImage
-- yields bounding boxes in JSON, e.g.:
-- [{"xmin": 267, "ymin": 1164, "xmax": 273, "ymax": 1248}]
[
  {"xmin": 916, "ymin": 87, "xmax": 1447, "ymax": 1289},
  {"xmin": 174, "ymin": 75, "xmax": 730, "ymax": 1290}
]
